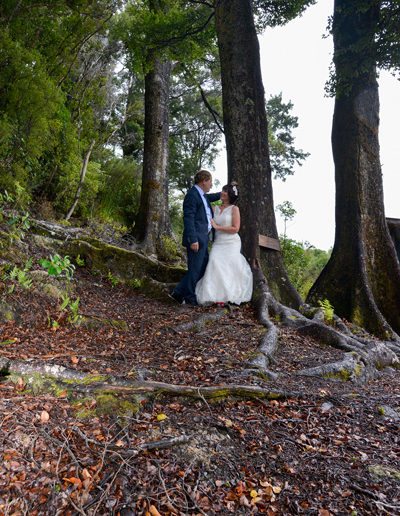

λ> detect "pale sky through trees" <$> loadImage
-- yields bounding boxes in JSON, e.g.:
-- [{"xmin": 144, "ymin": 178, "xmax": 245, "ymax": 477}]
[{"xmin": 213, "ymin": 0, "xmax": 400, "ymax": 250}]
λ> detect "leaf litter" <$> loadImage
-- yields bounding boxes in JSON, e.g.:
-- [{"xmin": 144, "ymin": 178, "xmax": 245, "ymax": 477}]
[{"xmin": 0, "ymin": 267, "xmax": 399, "ymax": 514}]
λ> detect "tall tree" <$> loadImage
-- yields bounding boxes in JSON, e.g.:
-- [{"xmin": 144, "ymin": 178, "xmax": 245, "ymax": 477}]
[
  {"xmin": 214, "ymin": 0, "xmax": 313, "ymax": 306},
  {"xmin": 117, "ymin": 0, "xmax": 215, "ymax": 256},
  {"xmin": 133, "ymin": 47, "xmax": 173, "ymax": 251},
  {"xmin": 307, "ymin": 0, "xmax": 400, "ymax": 339}
]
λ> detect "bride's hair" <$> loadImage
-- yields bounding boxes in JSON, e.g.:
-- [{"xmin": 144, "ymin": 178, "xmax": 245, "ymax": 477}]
[{"xmin": 222, "ymin": 184, "xmax": 239, "ymax": 204}]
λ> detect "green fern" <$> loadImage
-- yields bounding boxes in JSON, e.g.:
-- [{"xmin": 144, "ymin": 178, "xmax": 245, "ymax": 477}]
[{"xmin": 318, "ymin": 298, "xmax": 334, "ymax": 324}]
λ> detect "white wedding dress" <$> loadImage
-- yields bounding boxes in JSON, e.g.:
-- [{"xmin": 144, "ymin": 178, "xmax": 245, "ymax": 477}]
[{"xmin": 195, "ymin": 205, "xmax": 253, "ymax": 305}]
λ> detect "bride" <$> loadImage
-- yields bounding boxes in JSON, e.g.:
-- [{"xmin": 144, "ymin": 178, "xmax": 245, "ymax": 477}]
[{"xmin": 195, "ymin": 183, "xmax": 253, "ymax": 305}]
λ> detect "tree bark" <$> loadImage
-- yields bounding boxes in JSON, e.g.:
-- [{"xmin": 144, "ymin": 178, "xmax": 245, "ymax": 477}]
[
  {"xmin": 307, "ymin": 0, "xmax": 400, "ymax": 340},
  {"xmin": 214, "ymin": 0, "xmax": 301, "ymax": 308},
  {"xmin": 132, "ymin": 54, "xmax": 172, "ymax": 256},
  {"xmin": 65, "ymin": 139, "xmax": 96, "ymax": 221}
]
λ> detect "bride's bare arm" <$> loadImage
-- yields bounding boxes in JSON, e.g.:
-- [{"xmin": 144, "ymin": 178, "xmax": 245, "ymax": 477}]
[{"xmin": 211, "ymin": 206, "xmax": 240, "ymax": 233}]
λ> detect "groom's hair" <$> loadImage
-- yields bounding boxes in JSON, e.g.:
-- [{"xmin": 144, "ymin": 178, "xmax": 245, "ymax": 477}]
[{"xmin": 194, "ymin": 169, "xmax": 212, "ymax": 184}]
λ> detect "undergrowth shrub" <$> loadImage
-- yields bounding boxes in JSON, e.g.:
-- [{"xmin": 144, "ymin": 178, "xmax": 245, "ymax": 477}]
[{"xmin": 280, "ymin": 236, "xmax": 331, "ymax": 299}]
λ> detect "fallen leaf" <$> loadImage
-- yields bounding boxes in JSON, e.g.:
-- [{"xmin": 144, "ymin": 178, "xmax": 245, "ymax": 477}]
[
  {"xmin": 40, "ymin": 410, "xmax": 50, "ymax": 423},
  {"xmin": 63, "ymin": 477, "xmax": 82, "ymax": 487},
  {"xmin": 81, "ymin": 468, "xmax": 92, "ymax": 480},
  {"xmin": 16, "ymin": 377, "xmax": 26, "ymax": 391},
  {"xmin": 149, "ymin": 505, "xmax": 162, "ymax": 516},
  {"xmin": 71, "ymin": 356, "xmax": 79, "ymax": 364},
  {"xmin": 156, "ymin": 413, "xmax": 167, "ymax": 421}
]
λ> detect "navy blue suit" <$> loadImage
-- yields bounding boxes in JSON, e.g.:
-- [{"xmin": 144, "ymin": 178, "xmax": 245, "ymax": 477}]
[{"xmin": 174, "ymin": 186, "xmax": 220, "ymax": 304}]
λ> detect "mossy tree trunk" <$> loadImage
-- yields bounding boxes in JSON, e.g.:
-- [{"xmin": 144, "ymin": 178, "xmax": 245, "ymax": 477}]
[
  {"xmin": 307, "ymin": 0, "xmax": 400, "ymax": 340},
  {"xmin": 214, "ymin": 0, "xmax": 301, "ymax": 307},
  {"xmin": 132, "ymin": 49, "xmax": 172, "ymax": 256}
]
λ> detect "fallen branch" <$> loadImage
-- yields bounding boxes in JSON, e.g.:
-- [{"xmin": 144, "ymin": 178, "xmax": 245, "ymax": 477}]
[{"xmin": 1, "ymin": 357, "xmax": 303, "ymax": 401}]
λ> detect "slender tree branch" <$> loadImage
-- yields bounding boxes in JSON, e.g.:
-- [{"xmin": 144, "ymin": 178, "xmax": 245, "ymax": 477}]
[
  {"xmin": 199, "ymin": 84, "xmax": 224, "ymax": 134},
  {"xmin": 154, "ymin": 11, "xmax": 215, "ymax": 48}
]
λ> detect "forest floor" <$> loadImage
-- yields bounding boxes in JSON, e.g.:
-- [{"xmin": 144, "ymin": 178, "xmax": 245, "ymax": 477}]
[{"xmin": 0, "ymin": 236, "xmax": 399, "ymax": 515}]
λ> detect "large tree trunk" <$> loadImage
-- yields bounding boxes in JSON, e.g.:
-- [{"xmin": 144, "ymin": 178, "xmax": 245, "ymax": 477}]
[
  {"xmin": 132, "ymin": 55, "xmax": 172, "ymax": 255},
  {"xmin": 214, "ymin": 0, "xmax": 301, "ymax": 308},
  {"xmin": 307, "ymin": 0, "xmax": 400, "ymax": 339}
]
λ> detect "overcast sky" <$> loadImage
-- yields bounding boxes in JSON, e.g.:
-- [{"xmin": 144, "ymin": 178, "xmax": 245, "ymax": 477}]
[{"xmin": 213, "ymin": 0, "xmax": 400, "ymax": 250}]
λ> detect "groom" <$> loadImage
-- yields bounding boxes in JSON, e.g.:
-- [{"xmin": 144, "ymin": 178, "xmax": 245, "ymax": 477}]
[{"xmin": 170, "ymin": 169, "xmax": 220, "ymax": 305}]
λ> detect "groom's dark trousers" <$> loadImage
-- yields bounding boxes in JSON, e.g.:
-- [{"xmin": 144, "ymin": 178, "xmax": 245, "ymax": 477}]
[{"xmin": 173, "ymin": 186, "xmax": 220, "ymax": 305}]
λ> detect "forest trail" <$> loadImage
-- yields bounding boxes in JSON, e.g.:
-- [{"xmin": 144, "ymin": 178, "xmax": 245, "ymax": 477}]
[{"xmin": 0, "ymin": 263, "xmax": 399, "ymax": 514}]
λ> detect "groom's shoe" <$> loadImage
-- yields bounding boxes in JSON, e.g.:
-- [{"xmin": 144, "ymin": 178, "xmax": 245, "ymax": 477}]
[{"xmin": 168, "ymin": 290, "xmax": 184, "ymax": 304}]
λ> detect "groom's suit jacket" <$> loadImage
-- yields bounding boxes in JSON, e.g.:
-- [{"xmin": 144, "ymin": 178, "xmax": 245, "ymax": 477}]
[{"xmin": 182, "ymin": 186, "xmax": 221, "ymax": 247}]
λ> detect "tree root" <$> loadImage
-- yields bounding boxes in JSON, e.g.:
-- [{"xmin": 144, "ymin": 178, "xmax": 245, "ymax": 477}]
[
  {"xmin": 173, "ymin": 308, "xmax": 227, "ymax": 333},
  {"xmin": 250, "ymin": 268, "xmax": 400, "ymax": 383},
  {"xmin": 297, "ymin": 342, "xmax": 398, "ymax": 383}
]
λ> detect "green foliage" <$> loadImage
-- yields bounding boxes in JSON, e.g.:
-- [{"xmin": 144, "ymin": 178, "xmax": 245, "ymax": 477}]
[
  {"xmin": 7, "ymin": 266, "xmax": 32, "ymax": 291},
  {"xmin": 0, "ymin": 191, "xmax": 15, "ymax": 208},
  {"xmin": 0, "ymin": 30, "xmax": 66, "ymax": 202},
  {"xmin": 169, "ymin": 195, "xmax": 184, "ymax": 237},
  {"xmin": 75, "ymin": 255, "xmax": 85, "ymax": 267},
  {"xmin": 95, "ymin": 157, "xmax": 141, "ymax": 225},
  {"xmin": 130, "ymin": 278, "xmax": 143, "ymax": 289},
  {"xmin": 327, "ymin": 1, "xmax": 400, "ymax": 97},
  {"xmin": 169, "ymin": 65, "xmax": 222, "ymax": 193},
  {"xmin": 60, "ymin": 294, "xmax": 82, "ymax": 324},
  {"xmin": 280, "ymin": 237, "xmax": 331, "ymax": 299},
  {"xmin": 39, "ymin": 254, "xmax": 75, "ymax": 280},
  {"xmin": 6, "ymin": 212, "xmax": 31, "ymax": 243},
  {"xmin": 267, "ymin": 93, "xmax": 309, "ymax": 181},
  {"xmin": 107, "ymin": 272, "xmax": 121, "ymax": 288},
  {"xmin": 0, "ymin": 2, "xmax": 121, "ymax": 212},
  {"xmin": 4, "ymin": 258, "xmax": 34, "ymax": 291},
  {"xmin": 55, "ymin": 160, "xmax": 103, "ymax": 219},
  {"xmin": 253, "ymin": 0, "xmax": 316, "ymax": 30},
  {"xmin": 276, "ymin": 200, "xmax": 296, "ymax": 238},
  {"xmin": 157, "ymin": 235, "xmax": 181, "ymax": 263},
  {"xmin": 115, "ymin": 0, "xmax": 215, "ymax": 74},
  {"xmin": 318, "ymin": 298, "xmax": 334, "ymax": 324}
]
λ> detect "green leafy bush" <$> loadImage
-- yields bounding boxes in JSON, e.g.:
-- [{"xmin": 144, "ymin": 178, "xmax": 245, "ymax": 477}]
[
  {"xmin": 60, "ymin": 294, "xmax": 81, "ymax": 324},
  {"xmin": 94, "ymin": 157, "xmax": 141, "ymax": 225},
  {"xmin": 280, "ymin": 236, "xmax": 331, "ymax": 299},
  {"xmin": 39, "ymin": 254, "xmax": 75, "ymax": 280}
]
